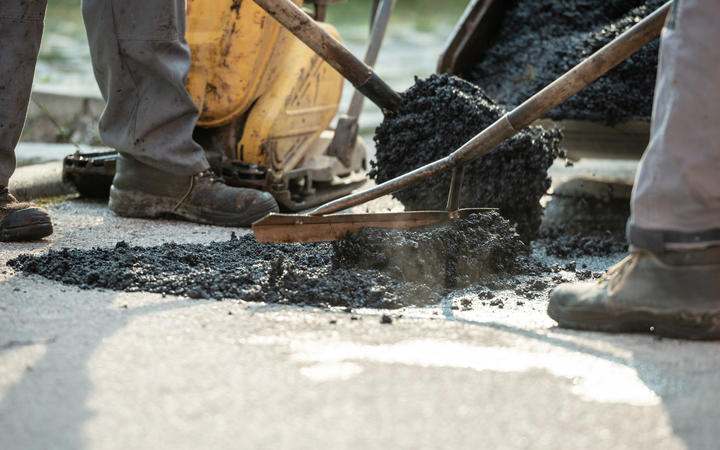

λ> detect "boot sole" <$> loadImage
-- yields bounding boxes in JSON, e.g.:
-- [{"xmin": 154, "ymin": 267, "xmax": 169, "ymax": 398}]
[
  {"xmin": 547, "ymin": 301, "xmax": 720, "ymax": 340},
  {"xmin": 109, "ymin": 186, "xmax": 274, "ymax": 227}
]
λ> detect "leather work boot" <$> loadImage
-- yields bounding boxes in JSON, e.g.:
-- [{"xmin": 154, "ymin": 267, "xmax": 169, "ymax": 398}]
[
  {"xmin": 0, "ymin": 187, "xmax": 53, "ymax": 241},
  {"xmin": 548, "ymin": 249, "xmax": 720, "ymax": 339},
  {"xmin": 108, "ymin": 155, "xmax": 279, "ymax": 226}
]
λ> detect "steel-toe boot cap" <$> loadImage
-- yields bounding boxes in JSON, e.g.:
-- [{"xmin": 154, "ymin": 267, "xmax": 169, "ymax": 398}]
[
  {"xmin": 0, "ymin": 204, "xmax": 53, "ymax": 241},
  {"xmin": 549, "ymin": 282, "xmax": 609, "ymax": 314}
]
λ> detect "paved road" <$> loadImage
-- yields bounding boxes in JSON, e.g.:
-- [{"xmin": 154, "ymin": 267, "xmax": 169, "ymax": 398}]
[{"xmin": 1, "ymin": 199, "xmax": 718, "ymax": 450}]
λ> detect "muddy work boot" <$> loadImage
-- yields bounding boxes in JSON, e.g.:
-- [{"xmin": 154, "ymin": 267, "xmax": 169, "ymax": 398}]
[
  {"xmin": 109, "ymin": 156, "xmax": 278, "ymax": 226},
  {"xmin": 0, "ymin": 187, "xmax": 53, "ymax": 241},
  {"xmin": 548, "ymin": 249, "xmax": 720, "ymax": 339}
]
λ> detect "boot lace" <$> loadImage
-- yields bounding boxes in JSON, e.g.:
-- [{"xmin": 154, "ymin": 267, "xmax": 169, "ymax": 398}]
[
  {"xmin": 173, "ymin": 170, "xmax": 223, "ymax": 211},
  {"xmin": 0, "ymin": 186, "xmax": 14, "ymax": 207},
  {"xmin": 601, "ymin": 253, "xmax": 640, "ymax": 296},
  {"xmin": 196, "ymin": 170, "xmax": 223, "ymax": 184}
]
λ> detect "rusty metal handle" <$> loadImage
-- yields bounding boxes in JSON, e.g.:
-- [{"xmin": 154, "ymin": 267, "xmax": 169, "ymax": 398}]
[
  {"xmin": 347, "ymin": 0, "xmax": 395, "ymax": 118},
  {"xmin": 253, "ymin": 0, "xmax": 402, "ymax": 112},
  {"xmin": 327, "ymin": 0, "xmax": 396, "ymax": 167},
  {"xmin": 309, "ymin": 0, "xmax": 671, "ymax": 215}
]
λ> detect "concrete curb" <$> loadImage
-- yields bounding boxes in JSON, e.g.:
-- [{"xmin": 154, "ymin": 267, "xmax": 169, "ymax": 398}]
[
  {"xmin": 21, "ymin": 85, "xmax": 104, "ymax": 144},
  {"xmin": 8, "ymin": 161, "xmax": 78, "ymax": 202},
  {"xmin": 15, "ymin": 142, "xmax": 109, "ymax": 167},
  {"xmin": 11, "ymin": 143, "xmax": 112, "ymax": 201}
]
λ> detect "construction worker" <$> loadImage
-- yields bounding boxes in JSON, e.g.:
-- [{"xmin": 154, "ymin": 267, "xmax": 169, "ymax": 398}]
[
  {"xmin": 0, "ymin": 0, "xmax": 279, "ymax": 242},
  {"xmin": 548, "ymin": 0, "xmax": 720, "ymax": 339}
]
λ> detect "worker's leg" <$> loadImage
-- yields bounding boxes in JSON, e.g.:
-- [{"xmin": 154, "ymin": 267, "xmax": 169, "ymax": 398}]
[
  {"xmin": 547, "ymin": 0, "xmax": 720, "ymax": 339},
  {"xmin": 81, "ymin": 0, "xmax": 208, "ymax": 175},
  {"xmin": 0, "ymin": 0, "xmax": 53, "ymax": 241},
  {"xmin": 0, "ymin": 0, "xmax": 48, "ymax": 187},
  {"xmin": 81, "ymin": 0, "xmax": 278, "ymax": 226},
  {"xmin": 629, "ymin": 0, "xmax": 720, "ymax": 249}
]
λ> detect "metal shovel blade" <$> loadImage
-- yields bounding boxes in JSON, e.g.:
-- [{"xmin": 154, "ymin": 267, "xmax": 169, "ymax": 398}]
[{"xmin": 252, "ymin": 208, "xmax": 494, "ymax": 243}]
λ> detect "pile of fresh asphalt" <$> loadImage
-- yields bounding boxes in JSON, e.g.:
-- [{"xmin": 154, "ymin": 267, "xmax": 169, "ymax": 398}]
[
  {"xmin": 8, "ymin": 211, "xmax": 540, "ymax": 308},
  {"xmin": 468, "ymin": 0, "xmax": 663, "ymax": 124},
  {"xmin": 371, "ymin": 74, "xmax": 563, "ymax": 243},
  {"xmin": 333, "ymin": 211, "xmax": 535, "ymax": 289}
]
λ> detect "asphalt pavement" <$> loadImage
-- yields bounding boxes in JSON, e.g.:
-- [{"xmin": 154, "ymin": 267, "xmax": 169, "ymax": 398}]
[
  {"xmin": 1, "ymin": 196, "xmax": 719, "ymax": 450},
  {"xmin": 10, "ymin": 11, "xmax": 707, "ymax": 449}
]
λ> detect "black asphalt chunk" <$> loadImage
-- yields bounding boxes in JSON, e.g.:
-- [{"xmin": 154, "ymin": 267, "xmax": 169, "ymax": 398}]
[
  {"xmin": 371, "ymin": 74, "xmax": 562, "ymax": 242},
  {"xmin": 536, "ymin": 226, "xmax": 627, "ymax": 258}
]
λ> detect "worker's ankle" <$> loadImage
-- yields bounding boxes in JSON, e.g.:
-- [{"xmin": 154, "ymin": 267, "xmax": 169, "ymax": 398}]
[
  {"xmin": 628, "ymin": 223, "xmax": 720, "ymax": 265},
  {"xmin": 0, "ymin": 186, "xmax": 14, "ymax": 205},
  {"xmin": 112, "ymin": 154, "xmax": 197, "ymax": 196}
]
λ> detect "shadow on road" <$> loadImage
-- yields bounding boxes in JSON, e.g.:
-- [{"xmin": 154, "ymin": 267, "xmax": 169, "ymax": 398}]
[{"xmin": 0, "ymin": 287, "xmax": 208, "ymax": 450}]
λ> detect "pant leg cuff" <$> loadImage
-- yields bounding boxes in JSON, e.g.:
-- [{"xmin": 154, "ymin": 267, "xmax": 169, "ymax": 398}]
[
  {"xmin": 627, "ymin": 223, "xmax": 720, "ymax": 254},
  {"xmin": 128, "ymin": 154, "xmax": 209, "ymax": 177}
]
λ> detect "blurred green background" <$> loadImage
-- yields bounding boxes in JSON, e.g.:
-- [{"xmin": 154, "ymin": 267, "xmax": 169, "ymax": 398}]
[
  {"xmin": 327, "ymin": 0, "xmax": 468, "ymax": 29},
  {"xmin": 45, "ymin": 0, "xmax": 85, "ymax": 36},
  {"xmin": 38, "ymin": 0, "xmax": 469, "ymax": 86},
  {"xmin": 45, "ymin": 0, "xmax": 468, "ymax": 32}
]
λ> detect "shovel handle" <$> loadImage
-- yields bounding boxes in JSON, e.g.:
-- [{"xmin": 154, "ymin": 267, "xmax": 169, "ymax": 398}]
[
  {"xmin": 253, "ymin": 0, "xmax": 402, "ymax": 112},
  {"xmin": 310, "ymin": 0, "xmax": 671, "ymax": 216}
]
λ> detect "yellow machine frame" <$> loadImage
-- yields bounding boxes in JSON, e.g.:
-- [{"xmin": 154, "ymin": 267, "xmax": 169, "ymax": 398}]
[{"xmin": 185, "ymin": 0, "xmax": 345, "ymax": 182}]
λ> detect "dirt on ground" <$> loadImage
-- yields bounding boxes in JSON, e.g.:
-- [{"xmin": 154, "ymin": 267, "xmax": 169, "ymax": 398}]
[
  {"xmin": 371, "ymin": 74, "xmax": 563, "ymax": 242},
  {"xmin": 468, "ymin": 0, "xmax": 663, "ymax": 124},
  {"xmin": 536, "ymin": 226, "xmax": 627, "ymax": 258}
]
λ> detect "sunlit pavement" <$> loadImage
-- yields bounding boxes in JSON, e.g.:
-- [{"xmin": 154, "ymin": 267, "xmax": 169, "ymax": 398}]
[{"xmin": 1, "ymin": 199, "xmax": 718, "ymax": 450}]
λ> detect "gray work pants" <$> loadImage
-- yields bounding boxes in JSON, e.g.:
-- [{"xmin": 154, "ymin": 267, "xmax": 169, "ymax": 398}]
[
  {"xmin": 629, "ymin": 0, "xmax": 720, "ymax": 251},
  {"xmin": 0, "ymin": 0, "xmax": 209, "ymax": 187},
  {"xmin": 0, "ymin": 0, "xmax": 47, "ymax": 187}
]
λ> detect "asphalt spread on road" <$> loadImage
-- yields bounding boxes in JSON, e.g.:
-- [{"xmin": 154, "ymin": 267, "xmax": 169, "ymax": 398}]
[{"xmin": 9, "ymin": 211, "xmax": 553, "ymax": 308}]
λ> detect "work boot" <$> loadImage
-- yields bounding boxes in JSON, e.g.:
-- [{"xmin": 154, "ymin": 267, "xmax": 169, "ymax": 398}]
[
  {"xmin": 0, "ymin": 187, "xmax": 53, "ymax": 241},
  {"xmin": 548, "ymin": 249, "xmax": 720, "ymax": 340},
  {"xmin": 108, "ymin": 155, "xmax": 278, "ymax": 226}
]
